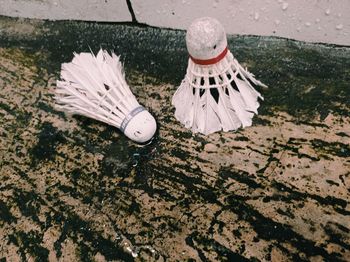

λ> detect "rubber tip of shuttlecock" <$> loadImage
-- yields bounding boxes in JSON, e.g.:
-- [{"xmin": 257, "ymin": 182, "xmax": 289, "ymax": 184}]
[
  {"xmin": 186, "ymin": 17, "xmax": 227, "ymax": 60},
  {"xmin": 123, "ymin": 110, "xmax": 157, "ymax": 143}
]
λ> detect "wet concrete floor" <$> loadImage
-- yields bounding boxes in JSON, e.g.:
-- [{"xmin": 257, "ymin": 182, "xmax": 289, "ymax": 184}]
[{"xmin": 0, "ymin": 15, "xmax": 349, "ymax": 261}]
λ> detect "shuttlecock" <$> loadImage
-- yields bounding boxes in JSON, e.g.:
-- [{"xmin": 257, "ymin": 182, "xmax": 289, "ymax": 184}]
[
  {"xmin": 55, "ymin": 49, "xmax": 157, "ymax": 143},
  {"xmin": 172, "ymin": 17, "xmax": 267, "ymax": 135}
]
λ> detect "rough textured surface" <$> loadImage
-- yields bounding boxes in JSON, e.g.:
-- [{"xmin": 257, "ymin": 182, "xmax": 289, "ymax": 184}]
[
  {"xmin": 0, "ymin": 15, "xmax": 350, "ymax": 261},
  {"xmin": 1, "ymin": 0, "xmax": 350, "ymax": 45},
  {"xmin": 0, "ymin": 0, "xmax": 132, "ymax": 22}
]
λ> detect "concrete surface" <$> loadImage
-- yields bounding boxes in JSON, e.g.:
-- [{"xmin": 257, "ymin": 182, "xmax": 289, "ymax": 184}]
[
  {"xmin": 132, "ymin": 0, "xmax": 350, "ymax": 46},
  {"xmin": 0, "ymin": 0, "xmax": 350, "ymax": 46},
  {"xmin": 0, "ymin": 0, "xmax": 132, "ymax": 22},
  {"xmin": 0, "ymin": 15, "xmax": 350, "ymax": 261}
]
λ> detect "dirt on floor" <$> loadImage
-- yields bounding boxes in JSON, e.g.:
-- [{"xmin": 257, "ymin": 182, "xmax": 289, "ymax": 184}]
[{"xmin": 0, "ymin": 16, "xmax": 349, "ymax": 261}]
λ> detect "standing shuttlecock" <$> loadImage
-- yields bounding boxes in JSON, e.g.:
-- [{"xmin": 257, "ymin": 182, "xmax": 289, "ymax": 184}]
[
  {"xmin": 172, "ymin": 17, "xmax": 267, "ymax": 135},
  {"xmin": 55, "ymin": 49, "xmax": 157, "ymax": 143}
]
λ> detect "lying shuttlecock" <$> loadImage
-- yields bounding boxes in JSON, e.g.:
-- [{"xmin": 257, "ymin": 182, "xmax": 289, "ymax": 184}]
[
  {"xmin": 55, "ymin": 49, "xmax": 157, "ymax": 143},
  {"xmin": 172, "ymin": 17, "xmax": 267, "ymax": 135}
]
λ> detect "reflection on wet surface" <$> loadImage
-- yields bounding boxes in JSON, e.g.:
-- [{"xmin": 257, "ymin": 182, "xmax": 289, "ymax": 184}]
[{"xmin": 0, "ymin": 15, "xmax": 349, "ymax": 261}]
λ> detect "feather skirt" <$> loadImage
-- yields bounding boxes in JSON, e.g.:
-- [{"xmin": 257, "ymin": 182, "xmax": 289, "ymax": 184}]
[
  {"xmin": 172, "ymin": 50, "xmax": 266, "ymax": 135},
  {"xmin": 55, "ymin": 49, "xmax": 140, "ymax": 128}
]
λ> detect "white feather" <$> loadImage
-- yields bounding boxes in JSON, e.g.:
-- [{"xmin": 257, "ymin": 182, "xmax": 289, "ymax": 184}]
[
  {"xmin": 172, "ymin": 50, "xmax": 266, "ymax": 135},
  {"xmin": 55, "ymin": 49, "xmax": 157, "ymax": 143}
]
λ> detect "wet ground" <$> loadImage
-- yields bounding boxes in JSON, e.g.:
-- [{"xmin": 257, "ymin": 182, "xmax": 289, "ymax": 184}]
[{"xmin": 0, "ymin": 15, "xmax": 349, "ymax": 261}]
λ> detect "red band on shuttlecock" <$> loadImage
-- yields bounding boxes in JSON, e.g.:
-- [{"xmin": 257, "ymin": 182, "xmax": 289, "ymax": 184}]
[{"xmin": 189, "ymin": 46, "xmax": 228, "ymax": 65}]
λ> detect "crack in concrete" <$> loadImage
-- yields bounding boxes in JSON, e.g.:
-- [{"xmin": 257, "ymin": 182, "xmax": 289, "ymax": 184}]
[{"xmin": 126, "ymin": 0, "xmax": 138, "ymax": 23}]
